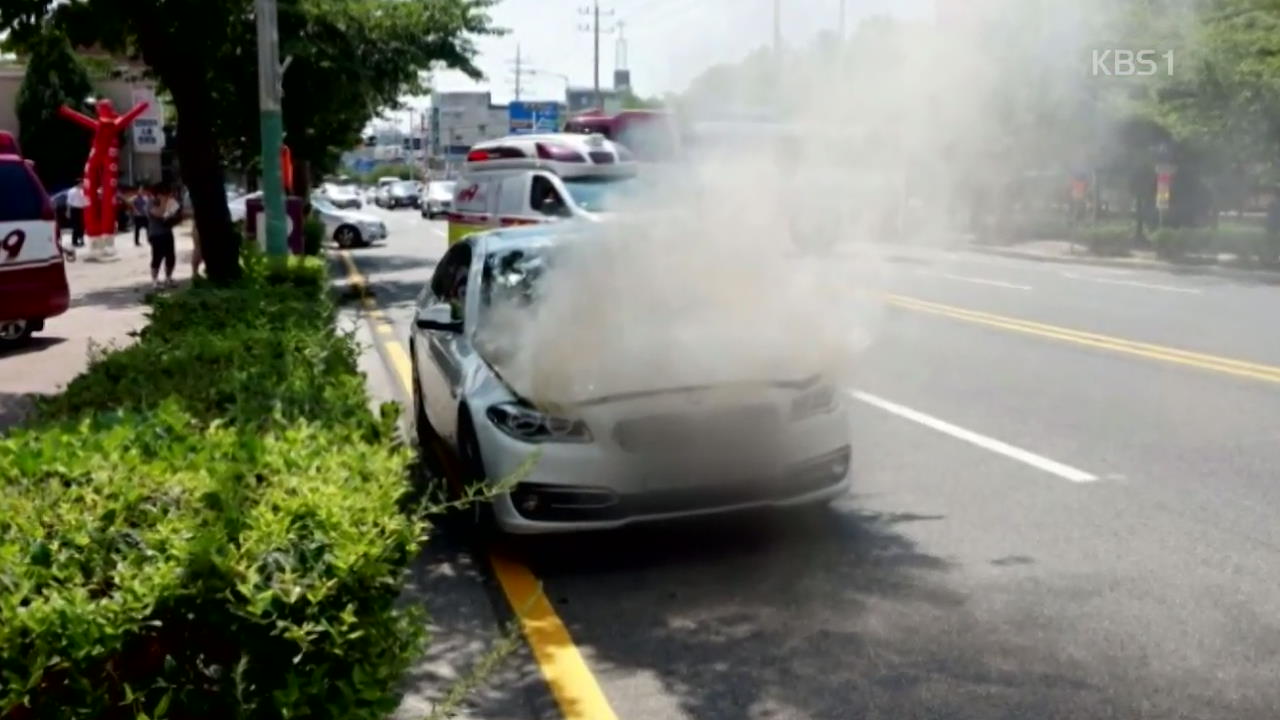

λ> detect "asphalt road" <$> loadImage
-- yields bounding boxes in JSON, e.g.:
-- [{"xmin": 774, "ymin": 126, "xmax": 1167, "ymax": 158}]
[{"xmin": 348, "ymin": 208, "xmax": 1280, "ymax": 720}]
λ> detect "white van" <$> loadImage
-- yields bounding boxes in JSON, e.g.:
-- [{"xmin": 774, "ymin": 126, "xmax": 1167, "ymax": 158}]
[{"xmin": 447, "ymin": 133, "xmax": 637, "ymax": 245}]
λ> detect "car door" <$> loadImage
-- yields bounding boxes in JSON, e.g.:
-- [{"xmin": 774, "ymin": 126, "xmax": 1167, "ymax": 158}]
[
  {"xmin": 413, "ymin": 241, "xmax": 474, "ymax": 445},
  {"xmin": 495, "ymin": 173, "xmax": 533, "ymax": 227}
]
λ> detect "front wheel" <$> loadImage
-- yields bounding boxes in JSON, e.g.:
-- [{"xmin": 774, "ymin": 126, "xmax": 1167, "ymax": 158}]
[
  {"xmin": 334, "ymin": 225, "xmax": 362, "ymax": 249},
  {"xmin": 0, "ymin": 319, "xmax": 34, "ymax": 349}
]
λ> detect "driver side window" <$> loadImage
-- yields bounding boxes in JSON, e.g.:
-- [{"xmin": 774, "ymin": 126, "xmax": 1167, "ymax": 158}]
[
  {"xmin": 428, "ymin": 243, "xmax": 473, "ymax": 320},
  {"xmin": 530, "ymin": 175, "xmax": 569, "ymax": 217}
]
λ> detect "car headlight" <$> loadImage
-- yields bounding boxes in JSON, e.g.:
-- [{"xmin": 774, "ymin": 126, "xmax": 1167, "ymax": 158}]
[
  {"xmin": 486, "ymin": 402, "xmax": 593, "ymax": 443},
  {"xmin": 790, "ymin": 384, "xmax": 840, "ymax": 421}
]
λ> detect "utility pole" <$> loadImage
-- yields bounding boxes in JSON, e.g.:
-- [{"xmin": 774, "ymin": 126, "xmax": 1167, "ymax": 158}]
[
  {"xmin": 579, "ymin": 1, "xmax": 614, "ymax": 111},
  {"xmin": 507, "ymin": 45, "xmax": 538, "ymax": 102},
  {"xmin": 514, "ymin": 44, "xmax": 523, "ymax": 100},
  {"xmin": 255, "ymin": 0, "xmax": 287, "ymax": 259},
  {"xmin": 773, "ymin": 0, "xmax": 782, "ymax": 55},
  {"xmin": 253, "ymin": 0, "xmax": 286, "ymax": 257}
]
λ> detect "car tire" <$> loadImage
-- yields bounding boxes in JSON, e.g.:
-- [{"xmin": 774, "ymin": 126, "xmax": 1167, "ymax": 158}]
[
  {"xmin": 0, "ymin": 319, "xmax": 34, "ymax": 349},
  {"xmin": 334, "ymin": 224, "xmax": 362, "ymax": 249}
]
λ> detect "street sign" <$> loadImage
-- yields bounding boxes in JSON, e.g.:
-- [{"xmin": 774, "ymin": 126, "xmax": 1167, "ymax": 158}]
[
  {"xmin": 130, "ymin": 88, "xmax": 165, "ymax": 153},
  {"xmin": 509, "ymin": 101, "xmax": 561, "ymax": 135},
  {"xmin": 1156, "ymin": 171, "xmax": 1173, "ymax": 211}
]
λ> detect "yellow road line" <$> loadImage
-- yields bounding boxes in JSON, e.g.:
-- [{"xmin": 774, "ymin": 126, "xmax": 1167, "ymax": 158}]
[
  {"xmin": 490, "ymin": 554, "xmax": 621, "ymax": 720},
  {"xmin": 888, "ymin": 294, "xmax": 1280, "ymax": 384},
  {"xmin": 335, "ymin": 250, "xmax": 619, "ymax": 720}
]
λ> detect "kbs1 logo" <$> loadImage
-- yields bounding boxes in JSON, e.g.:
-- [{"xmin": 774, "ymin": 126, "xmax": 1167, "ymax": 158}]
[{"xmin": 1090, "ymin": 49, "xmax": 1174, "ymax": 77}]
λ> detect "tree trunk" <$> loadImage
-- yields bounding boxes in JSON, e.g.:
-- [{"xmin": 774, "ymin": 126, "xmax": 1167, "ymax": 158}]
[
  {"xmin": 169, "ymin": 78, "xmax": 239, "ymax": 284},
  {"xmin": 295, "ymin": 159, "xmax": 312, "ymax": 207},
  {"xmin": 135, "ymin": 22, "xmax": 239, "ymax": 284}
]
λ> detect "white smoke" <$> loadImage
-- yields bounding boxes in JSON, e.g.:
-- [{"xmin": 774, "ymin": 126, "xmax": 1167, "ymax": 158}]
[{"xmin": 472, "ymin": 0, "xmax": 1161, "ymax": 407}]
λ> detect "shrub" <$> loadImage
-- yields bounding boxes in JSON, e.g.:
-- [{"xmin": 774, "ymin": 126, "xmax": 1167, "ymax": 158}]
[
  {"xmin": 1151, "ymin": 226, "xmax": 1272, "ymax": 262},
  {"xmin": 2, "ymin": 258, "xmax": 424, "ymax": 719}
]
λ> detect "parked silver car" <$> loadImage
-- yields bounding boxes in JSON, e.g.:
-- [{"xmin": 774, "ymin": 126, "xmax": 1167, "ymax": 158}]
[
  {"xmin": 409, "ymin": 224, "xmax": 852, "ymax": 534},
  {"xmin": 311, "ymin": 197, "xmax": 386, "ymax": 247}
]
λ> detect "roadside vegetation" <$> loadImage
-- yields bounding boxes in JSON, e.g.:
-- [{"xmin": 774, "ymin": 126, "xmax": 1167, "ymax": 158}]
[{"xmin": 0, "ymin": 255, "xmax": 425, "ymax": 718}]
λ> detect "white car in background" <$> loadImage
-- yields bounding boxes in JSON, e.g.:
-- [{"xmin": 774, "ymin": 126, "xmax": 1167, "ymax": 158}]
[
  {"xmin": 409, "ymin": 224, "xmax": 852, "ymax": 534},
  {"xmin": 320, "ymin": 183, "xmax": 363, "ymax": 209},
  {"xmin": 311, "ymin": 197, "xmax": 386, "ymax": 248},
  {"xmin": 228, "ymin": 191, "xmax": 260, "ymax": 223},
  {"xmin": 421, "ymin": 180, "xmax": 456, "ymax": 219}
]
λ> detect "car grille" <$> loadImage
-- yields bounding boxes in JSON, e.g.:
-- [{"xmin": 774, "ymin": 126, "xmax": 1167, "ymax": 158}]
[{"xmin": 613, "ymin": 405, "xmax": 780, "ymax": 454}]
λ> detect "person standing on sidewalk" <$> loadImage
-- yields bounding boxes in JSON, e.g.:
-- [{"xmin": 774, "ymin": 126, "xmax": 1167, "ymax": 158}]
[
  {"xmin": 67, "ymin": 183, "xmax": 88, "ymax": 247},
  {"xmin": 130, "ymin": 187, "xmax": 150, "ymax": 246},
  {"xmin": 146, "ymin": 184, "xmax": 182, "ymax": 289}
]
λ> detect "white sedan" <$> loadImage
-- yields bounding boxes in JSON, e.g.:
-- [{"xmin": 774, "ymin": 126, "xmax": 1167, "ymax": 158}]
[
  {"xmin": 409, "ymin": 224, "xmax": 852, "ymax": 534},
  {"xmin": 311, "ymin": 197, "xmax": 386, "ymax": 247}
]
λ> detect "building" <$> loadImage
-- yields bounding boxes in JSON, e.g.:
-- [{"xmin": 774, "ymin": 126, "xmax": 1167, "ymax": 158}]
[
  {"xmin": 429, "ymin": 91, "xmax": 509, "ymax": 161},
  {"xmin": 0, "ymin": 59, "xmax": 164, "ymax": 188}
]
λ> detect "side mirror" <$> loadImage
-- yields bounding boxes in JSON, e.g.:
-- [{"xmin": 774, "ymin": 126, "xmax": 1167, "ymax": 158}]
[
  {"xmin": 416, "ymin": 317, "xmax": 463, "ymax": 333},
  {"xmin": 415, "ymin": 303, "xmax": 463, "ymax": 333}
]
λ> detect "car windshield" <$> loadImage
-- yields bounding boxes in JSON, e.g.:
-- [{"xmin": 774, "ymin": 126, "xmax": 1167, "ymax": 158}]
[
  {"xmin": 562, "ymin": 176, "xmax": 645, "ymax": 213},
  {"xmin": 479, "ymin": 244, "xmax": 555, "ymax": 310},
  {"xmin": 429, "ymin": 182, "xmax": 456, "ymax": 198},
  {"xmin": 312, "ymin": 198, "xmax": 338, "ymax": 213},
  {"xmin": 393, "ymin": 181, "xmax": 417, "ymax": 193}
]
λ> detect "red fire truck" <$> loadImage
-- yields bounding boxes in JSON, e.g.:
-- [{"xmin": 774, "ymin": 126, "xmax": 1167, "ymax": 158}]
[{"xmin": 562, "ymin": 110, "xmax": 680, "ymax": 162}]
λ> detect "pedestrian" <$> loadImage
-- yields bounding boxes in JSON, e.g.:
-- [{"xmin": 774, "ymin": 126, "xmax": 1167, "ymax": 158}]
[
  {"xmin": 146, "ymin": 183, "xmax": 182, "ymax": 289},
  {"xmin": 130, "ymin": 187, "xmax": 149, "ymax": 246},
  {"xmin": 67, "ymin": 183, "xmax": 88, "ymax": 247}
]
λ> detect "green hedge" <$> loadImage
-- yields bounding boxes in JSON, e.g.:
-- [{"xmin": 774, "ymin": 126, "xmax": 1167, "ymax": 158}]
[
  {"xmin": 1, "ymin": 257, "xmax": 424, "ymax": 719},
  {"xmin": 1151, "ymin": 225, "xmax": 1279, "ymax": 262}
]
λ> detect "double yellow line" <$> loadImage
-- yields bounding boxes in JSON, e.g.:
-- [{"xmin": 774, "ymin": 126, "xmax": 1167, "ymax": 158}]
[
  {"xmin": 888, "ymin": 294, "xmax": 1280, "ymax": 385},
  {"xmin": 337, "ymin": 251, "xmax": 619, "ymax": 720}
]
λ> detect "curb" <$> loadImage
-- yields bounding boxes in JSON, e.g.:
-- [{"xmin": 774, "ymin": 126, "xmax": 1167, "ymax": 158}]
[{"xmin": 966, "ymin": 245, "xmax": 1280, "ymax": 285}]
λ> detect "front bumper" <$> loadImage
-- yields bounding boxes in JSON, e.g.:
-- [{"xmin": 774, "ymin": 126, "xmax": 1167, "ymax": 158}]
[
  {"xmin": 361, "ymin": 224, "xmax": 388, "ymax": 241},
  {"xmin": 474, "ymin": 406, "xmax": 852, "ymax": 534}
]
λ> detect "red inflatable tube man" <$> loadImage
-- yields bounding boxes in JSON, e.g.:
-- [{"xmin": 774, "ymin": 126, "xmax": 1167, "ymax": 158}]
[{"xmin": 59, "ymin": 98, "xmax": 149, "ymax": 259}]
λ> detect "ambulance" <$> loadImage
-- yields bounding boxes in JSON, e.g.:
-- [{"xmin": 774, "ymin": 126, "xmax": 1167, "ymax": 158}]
[
  {"xmin": 446, "ymin": 133, "xmax": 638, "ymax": 246},
  {"xmin": 0, "ymin": 131, "xmax": 69, "ymax": 348}
]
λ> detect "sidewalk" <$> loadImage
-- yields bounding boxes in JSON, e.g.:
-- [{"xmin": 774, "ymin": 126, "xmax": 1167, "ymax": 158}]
[
  {"xmin": 0, "ymin": 226, "xmax": 197, "ymax": 430},
  {"xmin": 965, "ymin": 238, "xmax": 1280, "ymax": 284}
]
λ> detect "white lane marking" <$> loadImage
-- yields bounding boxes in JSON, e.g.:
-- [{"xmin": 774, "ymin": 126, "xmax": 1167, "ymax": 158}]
[
  {"xmin": 850, "ymin": 390, "xmax": 1099, "ymax": 483},
  {"xmin": 917, "ymin": 269, "xmax": 1032, "ymax": 291},
  {"xmin": 1060, "ymin": 272, "xmax": 1201, "ymax": 294}
]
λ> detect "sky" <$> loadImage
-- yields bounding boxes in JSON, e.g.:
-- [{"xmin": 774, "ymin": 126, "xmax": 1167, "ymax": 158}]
[{"xmin": 376, "ymin": 0, "xmax": 934, "ymax": 130}]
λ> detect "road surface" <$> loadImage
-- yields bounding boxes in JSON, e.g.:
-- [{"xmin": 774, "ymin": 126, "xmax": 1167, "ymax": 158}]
[{"xmin": 346, "ymin": 208, "xmax": 1280, "ymax": 720}]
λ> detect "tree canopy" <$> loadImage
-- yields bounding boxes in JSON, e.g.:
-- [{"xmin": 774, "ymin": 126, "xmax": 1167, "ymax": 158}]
[
  {"xmin": 1, "ymin": 0, "xmax": 500, "ymax": 283},
  {"xmin": 14, "ymin": 27, "xmax": 93, "ymax": 193}
]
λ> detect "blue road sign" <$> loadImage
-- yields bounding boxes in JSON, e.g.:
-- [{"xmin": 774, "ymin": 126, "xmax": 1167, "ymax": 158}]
[{"xmin": 509, "ymin": 101, "xmax": 561, "ymax": 135}]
